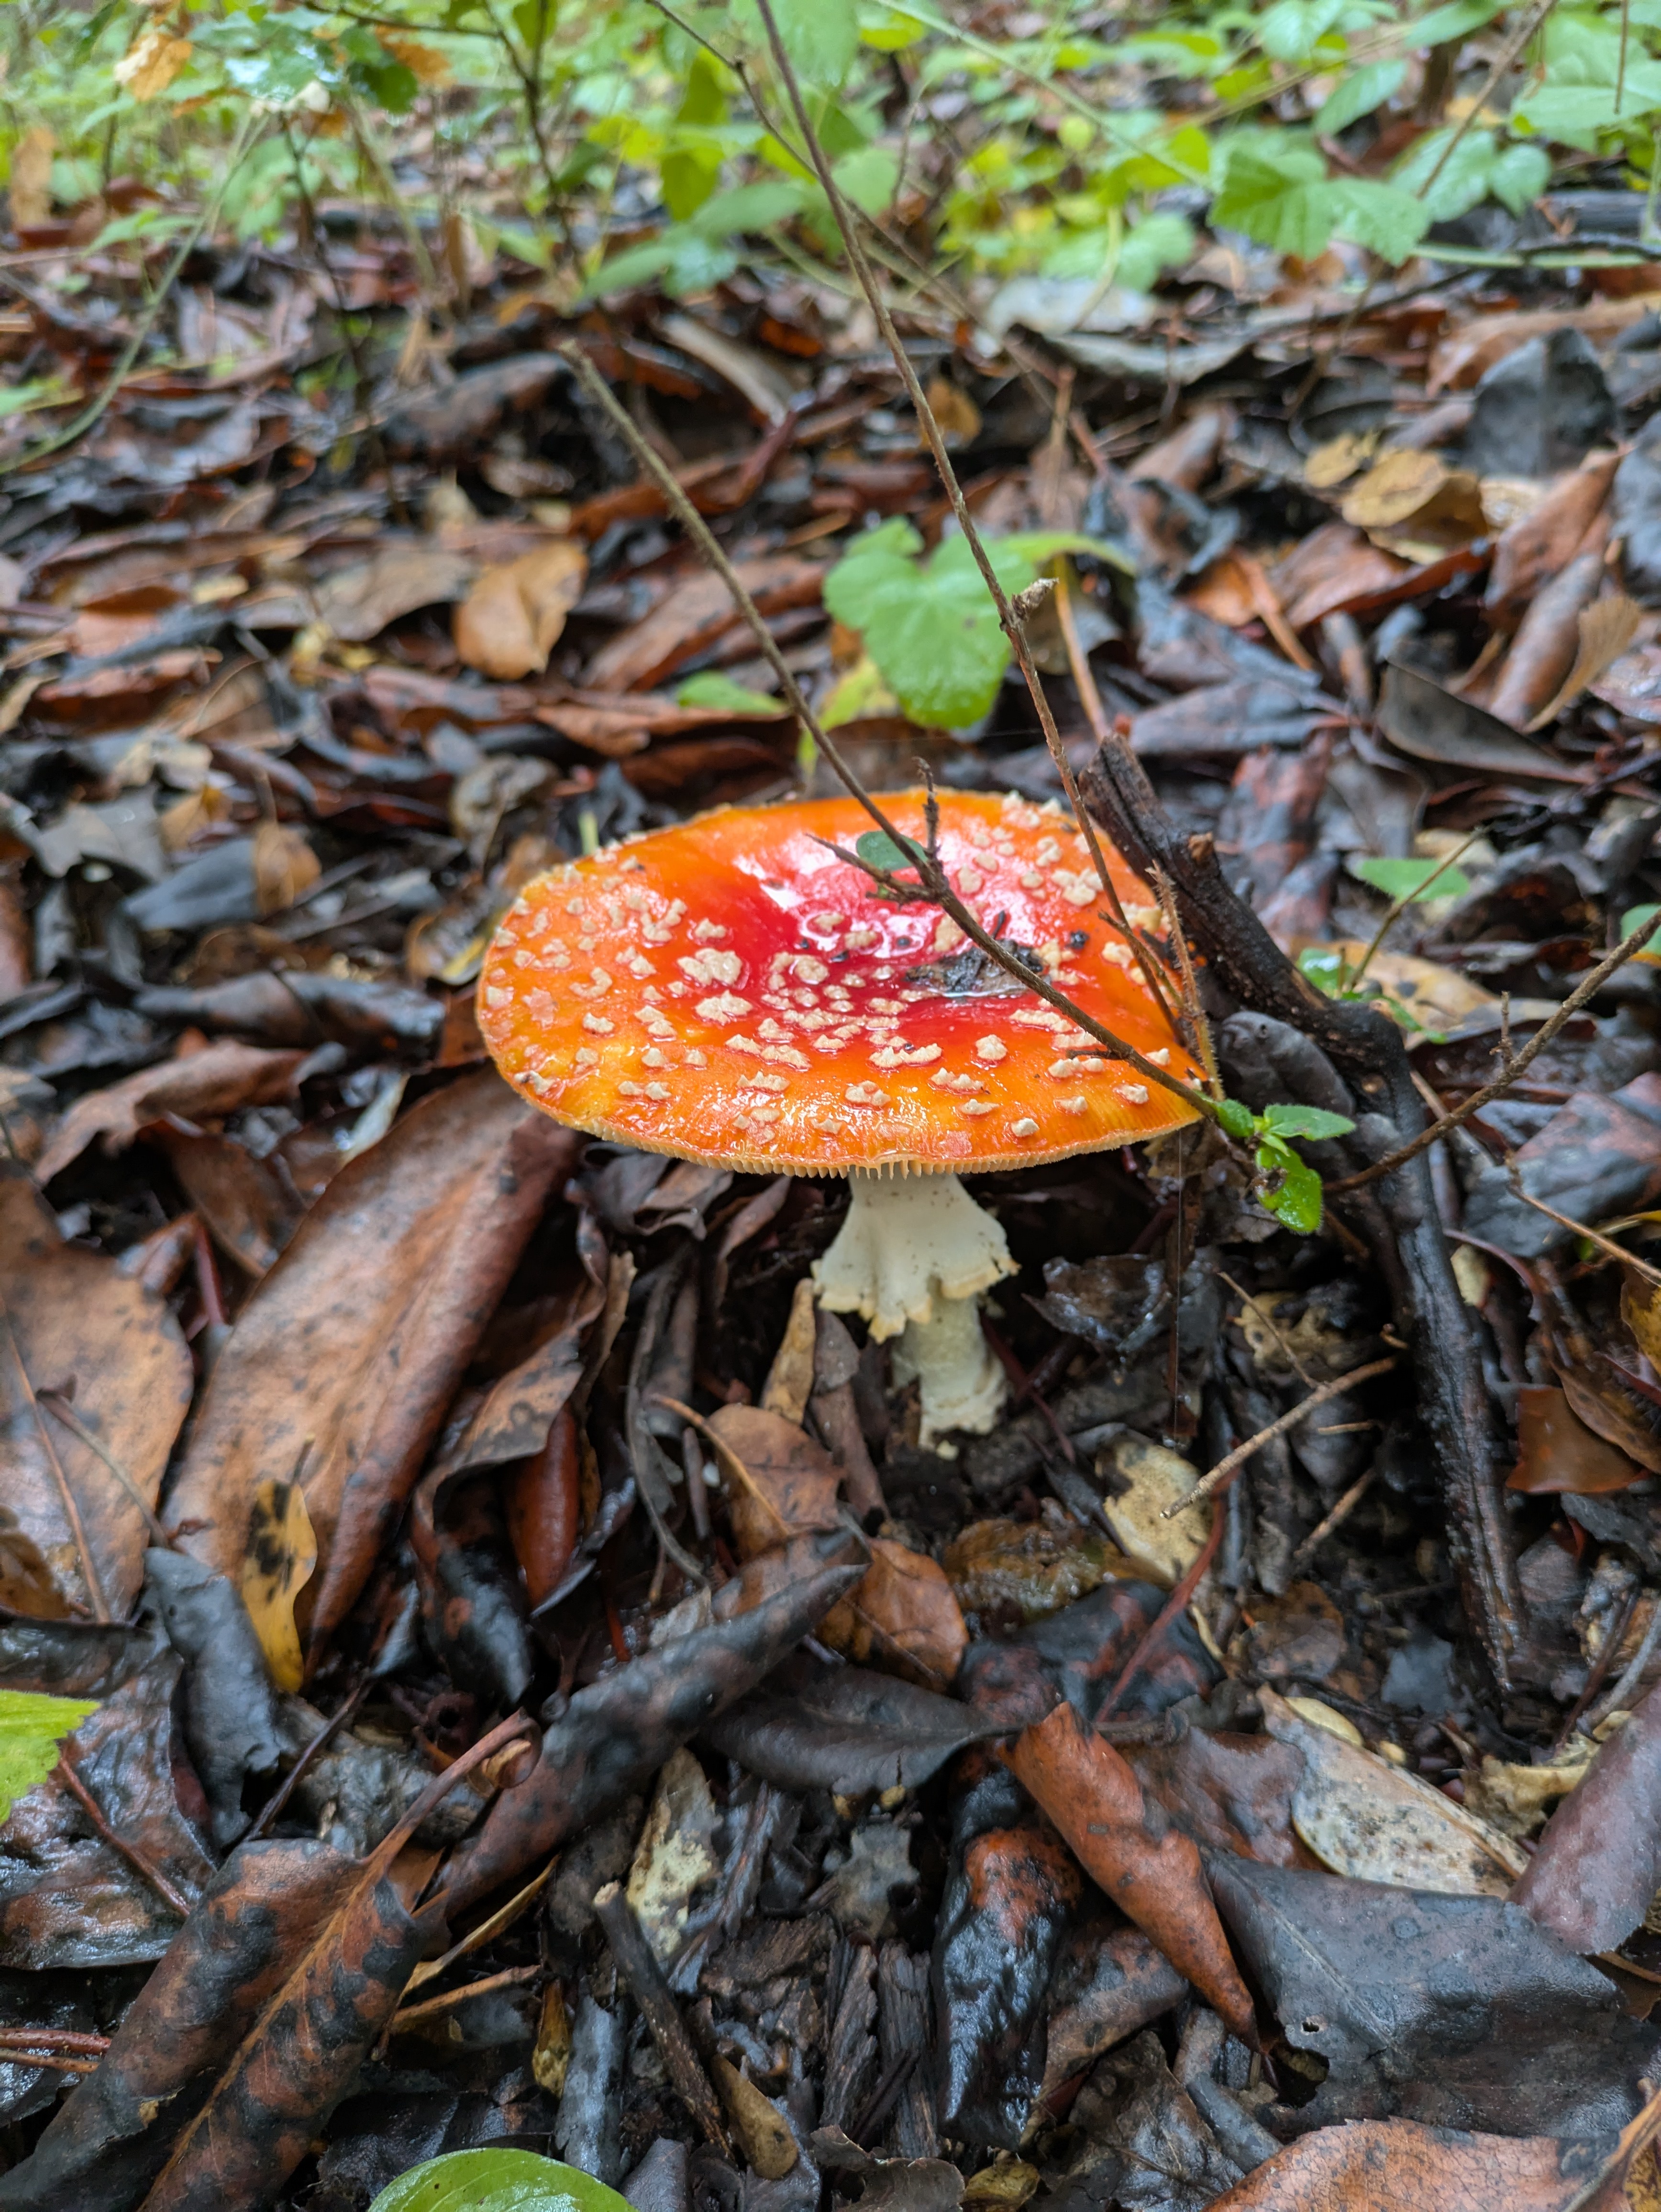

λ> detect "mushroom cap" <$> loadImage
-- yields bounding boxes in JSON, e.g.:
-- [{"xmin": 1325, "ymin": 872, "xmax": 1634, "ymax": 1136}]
[{"xmin": 478, "ymin": 789, "xmax": 1202, "ymax": 1174}]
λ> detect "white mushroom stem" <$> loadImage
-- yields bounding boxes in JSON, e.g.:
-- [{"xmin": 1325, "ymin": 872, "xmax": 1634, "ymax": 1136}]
[{"xmin": 812, "ymin": 1171, "xmax": 1016, "ymax": 1452}]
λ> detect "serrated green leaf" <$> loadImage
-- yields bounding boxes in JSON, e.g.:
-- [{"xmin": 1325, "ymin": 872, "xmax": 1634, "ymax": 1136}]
[
  {"xmin": 1260, "ymin": 1102, "xmax": 1357, "ymax": 1141},
  {"xmin": 1255, "ymin": 1140, "xmax": 1325, "ymax": 1234},
  {"xmin": 1407, "ymin": 0, "xmax": 1503, "ymax": 45},
  {"xmin": 1316, "ymin": 57, "xmax": 1406, "ymax": 133},
  {"xmin": 1350, "ymin": 854, "xmax": 1471, "ymax": 902},
  {"xmin": 1328, "ymin": 177, "xmax": 1429, "ymax": 260},
  {"xmin": 856, "ymin": 828, "xmax": 928, "ymax": 873},
  {"xmin": 1211, "ymin": 142, "xmax": 1337, "ymax": 258},
  {"xmin": 369, "ymin": 2148, "xmax": 634, "ymax": 2212},
  {"xmin": 0, "ymin": 1691, "xmax": 100, "ymax": 1825},
  {"xmin": 1215, "ymin": 1097, "xmax": 1259, "ymax": 1143},
  {"xmin": 1489, "ymin": 140, "xmax": 1551, "ymax": 213},
  {"xmin": 1257, "ymin": 0, "xmax": 1347, "ymax": 64},
  {"xmin": 820, "ymin": 522, "xmax": 1029, "ymax": 728}
]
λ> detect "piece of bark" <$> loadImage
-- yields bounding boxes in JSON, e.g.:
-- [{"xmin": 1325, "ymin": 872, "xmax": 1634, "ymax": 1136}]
[
  {"xmin": 822, "ymin": 1938, "xmax": 878, "ymax": 2135},
  {"xmin": 557, "ymin": 1983, "xmax": 628, "ymax": 2186},
  {"xmin": 594, "ymin": 1882, "xmax": 730, "ymax": 2155},
  {"xmin": 878, "ymin": 1943, "xmax": 938, "ymax": 2158}
]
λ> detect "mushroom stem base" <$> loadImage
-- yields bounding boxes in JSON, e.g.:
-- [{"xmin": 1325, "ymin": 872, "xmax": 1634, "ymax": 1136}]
[
  {"xmin": 892, "ymin": 1293, "xmax": 1007, "ymax": 1451},
  {"xmin": 812, "ymin": 1170, "xmax": 1015, "ymax": 1451}
]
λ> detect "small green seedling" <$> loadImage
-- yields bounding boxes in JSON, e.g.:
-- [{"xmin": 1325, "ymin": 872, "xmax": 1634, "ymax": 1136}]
[{"xmin": 1215, "ymin": 1099, "xmax": 1356, "ymax": 1235}]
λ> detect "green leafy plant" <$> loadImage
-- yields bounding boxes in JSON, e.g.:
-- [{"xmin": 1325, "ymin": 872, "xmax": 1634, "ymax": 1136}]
[
  {"xmin": 1215, "ymin": 1099, "xmax": 1356, "ymax": 1235},
  {"xmin": 1348, "ymin": 855, "xmax": 1473, "ymax": 903},
  {"xmin": 823, "ymin": 522, "xmax": 1126, "ymax": 728},
  {"xmin": 369, "ymin": 2149, "xmax": 637, "ymax": 2212},
  {"xmin": 0, "ymin": 1691, "xmax": 100, "ymax": 1822}
]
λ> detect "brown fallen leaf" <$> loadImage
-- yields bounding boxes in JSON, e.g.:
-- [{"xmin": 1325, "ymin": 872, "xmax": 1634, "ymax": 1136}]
[
  {"xmin": 312, "ymin": 541, "xmax": 478, "ymax": 643},
  {"xmin": 1487, "ymin": 450, "xmax": 1620, "ymax": 620},
  {"xmin": 33, "ymin": 1040, "xmax": 306, "ymax": 1186},
  {"xmin": 1003, "ymin": 1700, "xmax": 1258, "ymax": 2044},
  {"xmin": 454, "ymin": 540, "xmax": 588, "ymax": 680},
  {"xmin": 0, "ymin": 1170, "xmax": 193, "ymax": 1621},
  {"xmin": 166, "ymin": 1071, "xmax": 577, "ymax": 1666},
  {"xmin": 1514, "ymin": 1676, "xmax": 1661, "ymax": 1955},
  {"xmin": 1428, "ymin": 299, "xmax": 1655, "ymax": 392},
  {"xmin": 585, "ymin": 555, "xmax": 826, "ymax": 692},
  {"xmin": 251, "ymin": 821, "xmax": 320, "ymax": 917},
  {"xmin": 1204, "ymin": 2116, "xmax": 1638, "ymax": 2211},
  {"xmin": 8, "ymin": 124, "xmax": 53, "ymax": 230},
  {"xmin": 1508, "ymin": 1384, "xmax": 1644, "ymax": 1495},
  {"xmin": 699, "ymin": 1401, "xmax": 966, "ymax": 1687},
  {"xmin": 1527, "ymin": 592, "xmax": 1644, "ymax": 729},
  {"xmin": 820, "ymin": 1537, "xmax": 969, "ymax": 1689}
]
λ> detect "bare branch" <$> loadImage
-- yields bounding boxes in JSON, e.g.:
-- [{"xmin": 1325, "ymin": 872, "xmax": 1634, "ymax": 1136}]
[{"xmin": 1327, "ymin": 905, "xmax": 1661, "ymax": 1194}]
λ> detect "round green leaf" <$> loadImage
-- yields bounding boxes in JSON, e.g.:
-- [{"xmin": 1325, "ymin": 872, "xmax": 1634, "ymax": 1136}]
[
  {"xmin": 1255, "ymin": 1143, "xmax": 1324, "ymax": 1236},
  {"xmin": 1349, "ymin": 855, "xmax": 1471, "ymax": 904},
  {"xmin": 368, "ymin": 2150, "xmax": 635, "ymax": 2212},
  {"xmin": 855, "ymin": 828, "xmax": 927, "ymax": 873}
]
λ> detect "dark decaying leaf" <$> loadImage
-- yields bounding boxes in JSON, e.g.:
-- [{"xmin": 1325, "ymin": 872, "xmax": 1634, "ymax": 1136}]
[
  {"xmin": 0, "ymin": 1614, "xmax": 146, "ymax": 1700},
  {"xmin": 1125, "ymin": 1726, "xmax": 1310, "ymax": 1867},
  {"xmin": 439, "ymin": 1527, "xmax": 868, "ymax": 1916},
  {"xmin": 1513, "ymin": 1677, "xmax": 1661, "ymax": 1956},
  {"xmin": 0, "ymin": 1653, "xmax": 213, "ymax": 1973},
  {"xmin": 933, "ymin": 1762, "xmax": 1080, "ymax": 2147},
  {"xmin": 165, "ymin": 1072, "xmax": 577, "ymax": 1665},
  {"xmin": 1461, "ymin": 1074, "xmax": 1661, "ymax": 1259},
  {"xmin": 31, "ymin": 1044, "xmax": 306, "ymax": 1187},
  {"xmin": 409, "ymin": 1467, "xmax": 534, "ymax": 1712},
  {"xmin": 1041, "ymin": 1920, "xmax": 1189, "ymax": 2100},
  {"xmin": 1377, "ymin": 660, "xmax": 1578, "ymax": 781},
  {"xmin": 142, "ymin": 1550, "xmax": 284, "ymax": 1855},
  {"xmin": 0, "ymin": 1172, "xmax": 193, "ymax": 1623},
  {"xmin": 703, "ymin": 1660, "xmax": 1002, "ymax": 1794},
  {"xmin": 1053, "ymin": 2028, "xmax": 1241, "ymax": 2212},
  {"xmin": 0, "ymin": 1841, "xmax": 362, "ymax": 2212},
  {"xmin": 1208, "ymin": 1854, "xmax": 1657, "ymax": 2139}
]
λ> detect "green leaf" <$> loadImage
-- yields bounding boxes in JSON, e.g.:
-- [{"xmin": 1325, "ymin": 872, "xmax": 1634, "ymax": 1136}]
[
  {"xmin": 1257, "ymin": 0, "xmax": 1348, "ymax": 64},
  {"xmin": 1622, "ymin": 903, "xmax": 1661, "ymax": 951},
  {"xmin": 1297, "ymin": 945, "xmax": 1353, "ymax": 998},
  {"xmin": 820, "ymin": 521, "xmax": 1016, "ymax": 728},
  {"xmin": 1215, "ymin": 1097, "xmax": 1259, "ymax": 1143},
  {"xmin": 368, "ymin": 2148, "xmax": 635, "ymax": 2212},
  {"xmin": 1211, "ymin": 142, "xmax": 1338, "ymax": 258},
  {"xmin": 0, "ymin": 1691, "xmax": 99, "ymax": 1824},
  {"xmin": 770, "ymin": 0, "xmax": 859, "ymax": 85},
  {"xmin": 1255, "ymin": 1140, "xmax": 1325, "ymax": 1235},
  {"xmin": 1114, "ymin": 210, "xmax": 1197, "ymax": 290},
  {"xmin": 1328, "ymin": 177, "xmax": 1429, "ymax": 259},
  {"xmin": 855, "ymin": 828, "xmax": 928, "ymax": 873},
  {"xmin": 1489, "ymin": 140, "xmax": 1551, "ymax": 214},
  {"xmin": 1349, "ymin": 854, "xmax": 1471, "ymax": 902},
  {"xmin": 1316, "ymin": 57, "xmax": 1406, "ymax": 133},
  {"xmin": 1407, "ymin": 0, "xmax": 1503, "ymax": 45},
  {"xmin": 1260, "ymin": 1102, "xmax": 1357, "ymax": 1141},
  {"xmin": 675, "ymin": 671, "xmax": 787, "ymax": 716}
]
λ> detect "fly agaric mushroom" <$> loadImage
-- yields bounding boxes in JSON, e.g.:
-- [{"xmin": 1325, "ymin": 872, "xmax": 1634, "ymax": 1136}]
[{"xmin": 477, "ymin": 790, "xmax": 1200, "ymax": 1449}]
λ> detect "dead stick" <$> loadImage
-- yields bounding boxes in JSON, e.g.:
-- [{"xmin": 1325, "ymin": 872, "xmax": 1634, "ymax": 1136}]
[
  {"xmin": 1328, "ymin": 907, "xmax": 1661, "ymax": 1194},
  {"xmin": 1163, "ymin": 1358, "xmax": 1398, "ymax": 1518},
  {"xmin": 56, "ymin": 1755, "xmax": 194, "ymax": 1919},
  {"xmin": 0, "ymin": 2028, "xmax": 110, "ymax": 2055},
  {"xmin": 1289, "ymin": 1466, "xmax": 1377, "ymax": 1569},
  {"xmin": 389, "ymin": 1962, "xmax": 539, "ymax": 2031},
  {"xmin": 593, "ymin": 1880, "xmax": 731, "ymax": 2156}
]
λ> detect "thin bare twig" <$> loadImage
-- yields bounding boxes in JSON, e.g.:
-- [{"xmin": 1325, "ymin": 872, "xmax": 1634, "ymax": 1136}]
[
  {"xmin": 552, "ymin": 341, "xmax": 1218, "ymax": 1127},
  {"xmin": 389, "ymin": 1962, "xmax": 539, "ymax": 2031},
  {"xmin": 37, "ymin": 1390, "xmax": 172, "ymax": 1549},
  {"xmin": 1164, "ymin": 1357, "xmax": 1399, "ymax": 1517},
  {"xmin": 751, "ymin": 0, "xmax": 1142, "ymax": 950},
  {"xmin": 55, "ymin": 1755, "xmax": 193, "ymax": 1919},
  {"xmin": 1328, "ymin": 906, "xmax": 1661, "ymax": 1194},
  {"xmin": 1345, "ymin": 829, "xmax": 1484, "ymax": 997},
  {"xmin": 1288, "ymin": 1466, "xmax": 1376, "ymax": 1569},
  {"xmin": 0, "ymin": 1299, "xmax": 110, "ymax": 1622}
]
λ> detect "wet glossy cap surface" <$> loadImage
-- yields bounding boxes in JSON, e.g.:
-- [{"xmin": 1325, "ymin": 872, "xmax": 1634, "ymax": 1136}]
[{"xmin": 478, "ymin": 790, "xmax": 1202, "ymax": 1173}]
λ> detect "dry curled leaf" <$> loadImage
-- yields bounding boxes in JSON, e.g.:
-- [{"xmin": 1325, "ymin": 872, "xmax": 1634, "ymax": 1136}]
[
  {"xmin": 251, "ymin": 822, "xmax": 320, "ymax": 917},
  {"xmin": 113, "ymin": 29, "xmax": 192, "ymax": 99},
  {"xmin": 454, "ymin": 540, "xmax": 588, "ymax": 680}
]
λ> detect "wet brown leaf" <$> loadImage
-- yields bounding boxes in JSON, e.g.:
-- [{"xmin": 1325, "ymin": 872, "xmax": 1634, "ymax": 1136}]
[
  {"xmin": 1508, "ymin": 1385, "xmax": 1644, "ymax": 1495},
  {"xmin": 1204, "ymin": 2118, "xmax": 1626, "ymax": 2211},
  {"xmin": 166, "ymin": 1072, "xmax": 576, "ymax": 1666},
  {"xmin": 820, "ymin": 1538, "xmax": 969, "ymax": 1689},
  {"xmin": 250, "ymin": 823, "xmax": 320, "ymax": 917},
  {"xmin": 1489, "ymin": 533, "xmax": 1611, "ymax": 729},
  {"xmin": 1003, "ymin": 1701, "xmax": 1258, "ymax": 2043},
  {"xmin": 1487, "ymin": 450, "xmax": 1620, "ymax": 619},
  {"xmin": 1515, "ymin": 1678, "xmax": 1661, "ymax": 1954},
  {"xmin": 585, "ymin": 555, "xmax": 826, "ymax": 692},
  {"xmin": 33, "ymin": 1042, "xmax": 305, "ymax": 1187},
  {"xmin": 454, "ymin": 540, "xmax": 588, "ymax": 680},
  {"xmin": 312, "ymin": 542, "xmax": 478, "ymax": 643},
  {"xmin": 0, "ymin": 1172, "xmax": 192, "ymax": 1621}
]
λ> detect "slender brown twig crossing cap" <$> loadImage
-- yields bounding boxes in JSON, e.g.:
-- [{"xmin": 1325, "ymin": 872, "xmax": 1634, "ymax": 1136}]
[{"xmin": 478, "ymin": 789, "xmax": 1202, "ymax": 1174}]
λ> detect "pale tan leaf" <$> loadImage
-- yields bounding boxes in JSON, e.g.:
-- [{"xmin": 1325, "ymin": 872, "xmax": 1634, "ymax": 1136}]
[
  {"xmin": 454, "ymin": 541, "xmax": 587, "ymax": 680},
  {"xmin": 239, "ymin": 1478, "xmax": 317, "ymax": 1694}
]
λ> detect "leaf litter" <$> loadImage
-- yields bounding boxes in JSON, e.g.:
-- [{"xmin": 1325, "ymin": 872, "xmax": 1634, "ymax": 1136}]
[{"xmin": 14, "ymin": 64, "xmax": 1661, "ymax": 2212}]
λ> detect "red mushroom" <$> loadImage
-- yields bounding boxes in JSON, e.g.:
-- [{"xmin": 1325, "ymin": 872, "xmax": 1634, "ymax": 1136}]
[{"xmin": 478, "ymin": 790, "xmax": 1200, "ymax": 1448}]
